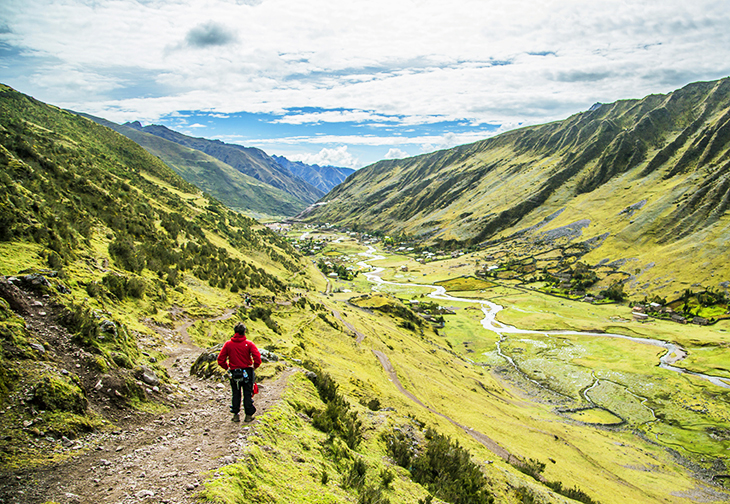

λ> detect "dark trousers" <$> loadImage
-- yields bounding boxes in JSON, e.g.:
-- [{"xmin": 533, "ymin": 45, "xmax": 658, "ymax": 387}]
[{"xmin": 230, "ymin": 367, "xmax": 256, "ymax": 416}]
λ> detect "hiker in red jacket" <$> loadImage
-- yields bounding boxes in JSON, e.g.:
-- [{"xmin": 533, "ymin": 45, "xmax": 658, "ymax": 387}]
[{"xmin": 217, "ymin": 322, "xmax": 262, "ymax": 422}]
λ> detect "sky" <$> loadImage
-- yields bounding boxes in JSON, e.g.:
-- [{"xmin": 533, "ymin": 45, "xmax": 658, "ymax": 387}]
[{"xmin": 1, "ymin": 0, "xmax": 730, "ymax": 169}]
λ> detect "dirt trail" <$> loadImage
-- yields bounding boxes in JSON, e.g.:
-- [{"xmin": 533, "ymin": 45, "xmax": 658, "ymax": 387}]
[
  {"xmin": 329, "ymin": 309, "xmax": 512, "ymax": 461},
  {"xmin": 331, "ymin": 309, "xmax": 366, "ymax": 344},
  {"xmin": 371, "ymin": 350, "xmax": 512, "ymax": 462},
  {"xmin": 0, "ymin": 308, "xmax": 293, "ymax": 504}
]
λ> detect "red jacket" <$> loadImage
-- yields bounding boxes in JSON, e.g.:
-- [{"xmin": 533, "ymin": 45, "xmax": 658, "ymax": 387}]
[{"xmin": 217, "ymin": 333, "xmax": 262, "ymax": 370}]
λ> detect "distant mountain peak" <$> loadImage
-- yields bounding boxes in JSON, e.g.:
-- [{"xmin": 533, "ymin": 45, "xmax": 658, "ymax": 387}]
[
  {"xmin": 123, "ymin": 120, "xmax": 144, "ymax": 130},
  {"xmin": 272, "ymin": 155, "xmax": 355, "ymax": 193}
]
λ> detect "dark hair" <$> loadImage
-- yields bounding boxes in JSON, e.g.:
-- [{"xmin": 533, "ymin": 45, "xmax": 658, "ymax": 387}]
[{"xmin": 234, "ymin": 322, "xmax": 247, "ymax": 335}]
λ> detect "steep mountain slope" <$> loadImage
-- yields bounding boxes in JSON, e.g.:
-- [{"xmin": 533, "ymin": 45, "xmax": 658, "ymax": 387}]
[
  {"xmin": 81, "ymin": 114, "xmax": 307, "ymax": 218},
  {"xmin": 303, "ymin": 78, "xmax": 730, "ymax": 296},
  {"xmin": 125, "ymin": 122, "xmax": 324, "ymax": 205},
  {"xmin": 1, "ymin": 85, "xmax": 727, "ymax": 504},
  {"xmin": 0, "ymin": 82, "xmax": 306, "ymax": 462},
  {"xmin": 272, "ymin": 155, "xmax": 355, "ymax": 193}
]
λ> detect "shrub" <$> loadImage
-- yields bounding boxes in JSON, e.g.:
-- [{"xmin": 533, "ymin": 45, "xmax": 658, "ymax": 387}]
[
  {"xmin": 109, "ymin": 235, "xmax": 144, "ymax": 272},
  {"xmin": 343, "ymin": 458, "xmax": 368, "ymax": 489},
  {"xmin": 59, "ymin": 304, "xmax": 99, "ymax": 347},
  {"xmin": 31, "ymin": 374, "xmax": 87, "ymax": 414},
  {"xmin": 367, "ymin": 398, "xmax": 381, "ymax": 411},
  {"xmin": 305, "ymin": 364, "xmax": 363, "ymax": 449},
  {"xmin": 379, "ymin": 469, "xmax": 395, "ymax": 489},
  {"xmin": 515, "ymin": 458, "xmax": 545, "ymax": 480},
  {"xmin": 357, "ymin": 485, "xmax": 391, "ymax": 504},
  {"xmin": 383, "ymin": 429, "xmax": 414, "ymax": 468},
  {"xmin": 409, "ymin": 428, "xmax": 493, "ymax": 504},
  {"xmin": 600, "ymin": 281, "xmax": 626, "ymax": 302},
  {"xmin": 545, "ymin": 481, "xmax": 600, "ymax": 504}
]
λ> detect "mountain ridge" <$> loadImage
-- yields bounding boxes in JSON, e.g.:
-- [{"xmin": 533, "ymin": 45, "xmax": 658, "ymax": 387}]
[
  {"xmin": 302, "ymin": 77, "xmax": 730, "ymax": 296},
  {"xmin": 80, "ymin": 114, "xmax": 308, "ymax": 218},
  {"xmin": 272, "ymin": 154, "xmax": 354, "ymax": 193},
  {"xmin": 123, "ymin": 122, "xmax": 324, "ymax": 205}
]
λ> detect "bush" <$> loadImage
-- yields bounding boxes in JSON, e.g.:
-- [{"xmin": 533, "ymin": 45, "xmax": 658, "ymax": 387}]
[
  {"xmin": 31, "ymin": 374, "xmax": 87, "ymax": 414},
  {"xmin": 357, "ymin": 485, "xmax": 391, "ymax": 504},
  {"xmin": 515, "ymin": 458, "xmax": 545, "ymax": 480},
  {"xmin": 305, "ymin": 364, "xmax": 363, "ymax": 449},
  {"xmin": 59, "ymin": 304, "xmax": 99, "ymax": 347},
  {"xmin": 343, "ymin": 458, "xmax": 368, "ymax": 489},
  {"xmin": 367, "ymin": 398, "xmax": 381, "ymax": 411},
  {"xmin": 101, "ymin": 273, "xmax": 146, "ymax": 300},
  {"xmin": 383, "ymin": 429, "xmax": 414, "ymax": 468},
  {"xmin": 109, "ymin": 235, "xmax": 144, "ymax": 272},
  {"xmin": 412, "ymin": 429, "xmax": 494, "ymax": 504},
  {"xmin": 545, "ymin": 481, "xmax": 600, "ymax": 504}
]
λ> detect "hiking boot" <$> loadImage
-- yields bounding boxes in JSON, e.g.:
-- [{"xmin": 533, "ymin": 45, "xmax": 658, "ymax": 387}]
[
  {"xmin": 244, "ymin": 414, "xmax": 254, "ymax": 423},
  {"xmin": 231, "ymin": 414, "xmax": 240, "ymax": 422}
]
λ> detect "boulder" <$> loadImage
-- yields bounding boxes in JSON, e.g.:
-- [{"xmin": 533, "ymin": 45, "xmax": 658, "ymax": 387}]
[
  {"xmin": 0, "ymin": 277, "xmax": 31, "ymax": 315},
  {"xmin": 190, "ymin": 345, "xmax": 224, "ymax": 378},
  {"xmin": 260, "ymin": 348, "xmax": 279, "ymax": 363},
  {"xmin": 138, "ymin": 366, "xmax": 160, "ymax": 386}
]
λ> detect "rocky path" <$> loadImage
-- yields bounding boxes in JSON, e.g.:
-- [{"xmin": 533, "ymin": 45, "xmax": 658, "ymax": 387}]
[{"xmin": 0, "ymin": 305, "xmax": 293, "ymax": 504}]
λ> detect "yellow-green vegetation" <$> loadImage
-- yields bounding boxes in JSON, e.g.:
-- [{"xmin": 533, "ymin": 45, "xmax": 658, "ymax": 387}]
[
  {"xmin": 201, "ymin": 371, "xmax": 430, "ymax": 504},
  {"xmin": 304, "ymin": 78, "xmax": 730, "ymax": 301},
  {"xmin": 288, "ymin": 234, "xmax": 730, "ymax": 504},
  {"xmin": 0, "ymin": 85, "xmax": 308, "ymax": 471},
  {"xmin": 83, "ymin": 114, "xmax": 309, "ymax": 219},
  {"xmin": 434, "ymin": 276, "xmax": 497, "ymax": 292},
  {"xmin": 2, "ymin": 82, "xmax": 730, "ymax": 503}
]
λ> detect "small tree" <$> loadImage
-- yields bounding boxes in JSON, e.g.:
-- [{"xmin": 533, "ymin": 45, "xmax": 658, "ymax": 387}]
[{"xmin": 600, "ymin": 281, "xmax": 626, "ymax": 302}]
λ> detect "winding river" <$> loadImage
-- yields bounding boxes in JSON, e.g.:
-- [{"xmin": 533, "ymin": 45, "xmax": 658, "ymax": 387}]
[{"xmin": 357, "ymin": 247, "xmax": 730, "ymax": 389}]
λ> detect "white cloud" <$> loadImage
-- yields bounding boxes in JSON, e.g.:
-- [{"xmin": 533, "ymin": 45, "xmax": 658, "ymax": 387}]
[
  {"xmin": 384, "ymin": 148, "xmax": 408, "ymax": 159},
  {"xmin": 245, "ymin": 131, "xmax": 497, "ymax": 148},
  {"xmin": 289, "ymin": 146, "xmax": 359, "ymax": 168},
  {"xmin": 2, "ymin": 0, "xmax": 730, "ymax": 160},
  {"xmin": 187, "ymin": 123, "xmax": 207, "ymax": 128},
  {"xmin": 274, "ymin": 110, "xmax": 393, "ymax": 125}
]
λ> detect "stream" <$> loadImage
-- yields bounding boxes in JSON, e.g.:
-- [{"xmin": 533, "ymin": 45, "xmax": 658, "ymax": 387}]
[{"xmin": 357, "ymin": 247, "xmax": 730, "ymax": 390}]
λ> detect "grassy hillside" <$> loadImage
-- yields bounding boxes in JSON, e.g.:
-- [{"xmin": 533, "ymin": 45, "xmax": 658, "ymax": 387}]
[
  {"xmin": 0, "ymin": 82, "xmax": 308, "ymax": 463},
  {"xmin": 2, "ymin": 84, "xmax": 728, "ymax": 504},
  {"xmin": 82, "ymin": 114, "xmax": 308, "ymax": 219},
  {"xmin": 303, "ymin": 77, "xmax": 730, "ymax": 297}
]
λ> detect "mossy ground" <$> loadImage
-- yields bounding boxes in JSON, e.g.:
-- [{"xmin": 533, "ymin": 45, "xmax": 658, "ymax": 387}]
[{"xmin": 201, "ymin": 372, "xmax": 431, "ymax": 504}]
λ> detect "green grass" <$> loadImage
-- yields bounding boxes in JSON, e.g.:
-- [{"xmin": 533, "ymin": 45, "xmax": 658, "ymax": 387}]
[
  {"xmin": 200, "ymin": 371, "xmax": 429, "ymax": 504},
  {"xmin": 434, "ymin": 276, "xmax": 497, "ymax": 291},
  {"xmin": 563, "ymin": 408, "xmax": 623, "ymax": 425}
]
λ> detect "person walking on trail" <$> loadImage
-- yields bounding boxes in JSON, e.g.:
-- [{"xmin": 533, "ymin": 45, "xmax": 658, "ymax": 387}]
[{"xmin": 217, "ymin": 322, "xmax": 262, "ymax": 422}]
